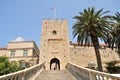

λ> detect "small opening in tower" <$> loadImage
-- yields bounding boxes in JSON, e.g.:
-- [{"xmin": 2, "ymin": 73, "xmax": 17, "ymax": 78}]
[{"xmin": 53, "ymin": 31, "xmax": 57, "ymax": 35}]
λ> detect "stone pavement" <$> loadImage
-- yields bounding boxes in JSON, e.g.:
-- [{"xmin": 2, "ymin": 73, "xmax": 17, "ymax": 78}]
[{"xmin": 35, "ymin": 70, "xmax": 77, "ymax": 80}]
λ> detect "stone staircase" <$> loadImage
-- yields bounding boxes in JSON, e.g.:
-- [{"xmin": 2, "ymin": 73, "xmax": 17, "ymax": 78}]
[{"xmin": 35, "ymin": 70, "xmax": 77, "ymax": 80}]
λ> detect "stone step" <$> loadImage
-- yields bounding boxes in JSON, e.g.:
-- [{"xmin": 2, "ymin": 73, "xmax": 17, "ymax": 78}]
[{"xmin": 35, "ymin": 70, "xmax": 77, "ymax": 80}]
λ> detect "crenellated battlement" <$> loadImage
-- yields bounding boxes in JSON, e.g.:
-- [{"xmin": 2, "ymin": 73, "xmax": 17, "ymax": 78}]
[{"xmin": 42, "ymin": 18, "xmax": 68, "ymax": 24}]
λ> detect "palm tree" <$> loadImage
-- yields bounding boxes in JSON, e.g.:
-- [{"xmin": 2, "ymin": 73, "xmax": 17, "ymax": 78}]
[
  {"xmin": 105, "ymin": 25, "xmax": 116, "ymax": 50},
  {"xmin": 72, "ymin": 7, "xmax": 111, "ymax": 71},
  {"xmin": 111, "ymin": 12, "xmax": 120, "ymax": 58}
]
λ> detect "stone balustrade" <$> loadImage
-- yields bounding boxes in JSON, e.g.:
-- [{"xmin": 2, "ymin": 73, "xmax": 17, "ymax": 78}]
[
  {"xmin": 0, "ymin": 62, "xmax": 45, "ymax": 80},
  {"xmin": 66, "ymin": 62, "xmax": 120, "ymax": 80}
]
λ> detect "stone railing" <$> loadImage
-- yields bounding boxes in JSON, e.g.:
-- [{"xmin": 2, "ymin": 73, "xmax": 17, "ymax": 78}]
[
  {"xmin": 0, "ymin": 62, "xmax": 45, "ymax": 80},
  {"xmin": 66, "ymin": 62, "xmax": 120, "ymax": 80}
]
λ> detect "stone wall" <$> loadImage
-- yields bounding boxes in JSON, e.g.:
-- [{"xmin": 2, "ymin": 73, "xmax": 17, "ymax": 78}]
[{"xmin": 70, "ymin": 45, "xmax": 119, "ymax": 69}]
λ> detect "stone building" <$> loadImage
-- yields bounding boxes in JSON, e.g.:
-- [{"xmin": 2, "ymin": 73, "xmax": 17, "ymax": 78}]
[
  {"xmin": 40, "ymin": 19, "xmax": 119, "ymax": 70},
  {"xmin": 0, "ymin": 47, "xmax": 7, "ymax": 56},
  {"xmin": 0, "ymin": 38, "xmax": 39, "ymax": 68}
]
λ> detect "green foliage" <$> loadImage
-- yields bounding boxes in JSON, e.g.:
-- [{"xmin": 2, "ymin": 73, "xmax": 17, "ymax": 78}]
[
  {"xmin": 105, "ymin": 60, "xmax": 117, "ymax": 67},
  {"xmin": 107, "ymin": 12, "xmax": 120, "ymax": 58},
  {"xmin": 72, "ymin": 7, "xmax": 111, "ymax": 46},
  {"xmin": 105, "ymin": 60, "xmax": 120, "ymax": 73},
  {"xmin": 0, "ymin": 56, "xmax": 22, "ymax": 76}
]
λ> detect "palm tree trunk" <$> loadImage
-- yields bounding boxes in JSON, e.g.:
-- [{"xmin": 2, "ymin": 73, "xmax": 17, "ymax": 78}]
[
  {"xmin": 112, "ymin": 42, "xmax": 114, "ymax": 50},
  {"xmin": 118, "ymin": 43, "xmax": 120, "ymax": 58},
  {"xmin": 91, "ymin": 35, "xmax": 103, "ymax": 72},
  {"xmin": 108, "ymin": 42, "xmax": 111, "ymax": 48}
]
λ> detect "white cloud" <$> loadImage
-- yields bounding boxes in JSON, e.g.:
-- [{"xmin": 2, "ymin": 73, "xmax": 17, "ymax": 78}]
[{"xmin": 13, "ymin": 37, "xmax": 24, "ymax": 42}]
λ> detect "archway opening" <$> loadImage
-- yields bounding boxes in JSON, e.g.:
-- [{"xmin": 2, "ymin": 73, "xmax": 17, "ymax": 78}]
[{"xmin": 50, "ymin": 58, "xmax": 60, "ymax": 70}]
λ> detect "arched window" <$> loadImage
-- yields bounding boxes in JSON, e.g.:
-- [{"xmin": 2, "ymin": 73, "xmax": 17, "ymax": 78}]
[{"xmin": 53, "ymin": 31, "xmax": 57, "ymax": 35}]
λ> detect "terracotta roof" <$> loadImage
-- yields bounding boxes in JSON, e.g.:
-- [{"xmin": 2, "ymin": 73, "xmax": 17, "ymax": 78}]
[
  {"xmin": 0, "ymin": 47, "xmax": 7, "ymax": 50},
  {"xmin": 100, "ymin": 44, "xmax": 108, "ymax": 47},
  {"xmin": 70, "ymin": 41, "xmax": 78, "ymax": 45},
  {"xmin": 70, "ymin": 41, "xmax": 108, "ymax": 47}
]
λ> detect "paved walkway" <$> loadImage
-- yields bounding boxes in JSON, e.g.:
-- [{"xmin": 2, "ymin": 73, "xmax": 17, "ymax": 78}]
[{"xmin": 35, "ymin": 70, "xmax": 77, "ymax": 80}]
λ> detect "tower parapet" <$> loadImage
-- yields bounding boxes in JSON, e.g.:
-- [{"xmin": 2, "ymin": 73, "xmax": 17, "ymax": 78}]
[{"xmin": 42, "ymin": 19, "xmax": 68, "ymax": 24}]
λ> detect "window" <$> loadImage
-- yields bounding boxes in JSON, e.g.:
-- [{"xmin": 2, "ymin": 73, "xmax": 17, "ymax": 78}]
[
  {"xmin": 21, "ymin": 62, "xmax": 26, "ymax": 67},
  {"xmin": 11, "ymin": 50, "xmax": 15, "ymax": 57},
  {"xmin": 23, "ymin": 50, "xmax": 28, "ymax": 56},
  {"xmin": 20, "ymin": 62, "xmax": 27, "ymax": 68},
  {"xmin": 53, "ymin": 31, "xmax": 57, "ymax": 35}
]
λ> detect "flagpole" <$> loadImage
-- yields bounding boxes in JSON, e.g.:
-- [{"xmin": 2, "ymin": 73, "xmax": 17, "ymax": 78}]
[
  {"xmin": 51, "ymin": 7, "xmax": 56, "ymax": 19},
  {"xmin": 54, "ymin": 8, "xmax": 56, "ymax": 19}
]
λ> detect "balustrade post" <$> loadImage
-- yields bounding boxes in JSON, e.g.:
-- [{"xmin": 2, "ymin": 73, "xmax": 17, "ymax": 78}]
[
  {"xmin": 17, "ymin": 73, "xmax": 24, "ymax": 80},
  {"xmin": 89, "ymin": 71, "xmax": 96, "ymax": 80},
  {"xmin": 22, "ymin": 71, "xmax": 26, "ymax": 80}
]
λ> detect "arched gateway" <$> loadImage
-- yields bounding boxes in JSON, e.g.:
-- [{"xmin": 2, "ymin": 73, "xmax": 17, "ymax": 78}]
[
  {"xmin": 50, "ymin": 58, "xmax": 60, "ymax": 70},
  {"xmin": 40, "ymin": 19, "xmax": 70, "ymax": 70}
]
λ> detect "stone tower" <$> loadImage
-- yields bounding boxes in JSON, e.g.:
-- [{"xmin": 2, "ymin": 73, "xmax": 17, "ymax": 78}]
[{"xmin": 40, "ymin": 19, "xmax": 70, "ymax": 70}]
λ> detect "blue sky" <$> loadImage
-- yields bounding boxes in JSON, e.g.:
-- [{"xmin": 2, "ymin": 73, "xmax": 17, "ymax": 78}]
[{"xmin": 0, "ymin": 0, "xmax": 119, "ymax": 47}]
